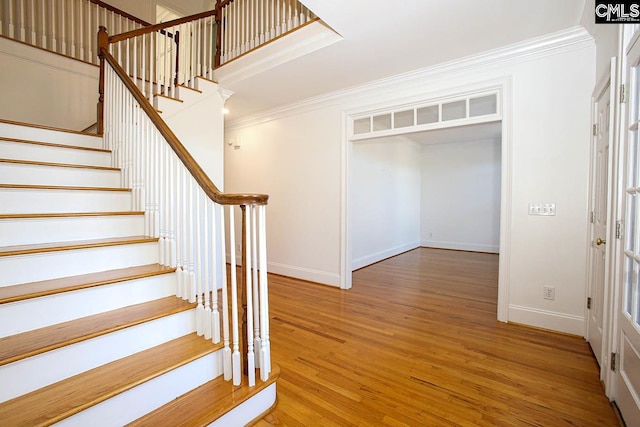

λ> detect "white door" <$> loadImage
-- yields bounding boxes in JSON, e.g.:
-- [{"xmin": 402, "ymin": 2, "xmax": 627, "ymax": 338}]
[
  {"xmin": 616, "ymin": 31, "xmax": 640, "ymax": 424},
  {"xmin": 587, "ymin": 81, "xmax": 611, "ymax": 367}
]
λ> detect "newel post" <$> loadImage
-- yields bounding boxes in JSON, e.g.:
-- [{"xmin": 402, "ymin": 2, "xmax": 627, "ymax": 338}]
[{"xmin": 97, "ymin": 26, "xmax": 109, "ymax": 135}]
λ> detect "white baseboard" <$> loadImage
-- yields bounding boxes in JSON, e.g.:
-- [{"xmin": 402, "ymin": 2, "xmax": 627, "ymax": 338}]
[
  {"xmin": 421, "ymin": 240, "xmax": 499, "ymax": 254},
  {"xmin": 508, "ymin": 304, "xmax": 584, "ymax": 336},
  {"xmin": 268, "ymin": 262, "xmax": 340, "ymax": 287},
  {"xmin": 225, "ymin": 252, "xmax": 340, "ymax": 287},
  {"xmin": 352, "ymin": 241, "xmax": 420, "ymax": 271}
]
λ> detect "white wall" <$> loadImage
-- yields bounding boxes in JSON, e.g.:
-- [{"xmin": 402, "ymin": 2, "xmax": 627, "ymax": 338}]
[
  {"xmin": 0, "ymin": 37, "xmax": 98, "ymax": 130},
  {"xmin": 581, "ymin": 0, "xmax": 619, "ymax": 81},
  {"xmin": 421, "ymin": 138, "xmax": 501, "ymax": 253},
  {"xmin": 350, "ymin": 138, "xmax": 421, "ymax": 270},
  {"xmin": 225, "ymin": 29, "xmax": 595, "ymax": 334},
  {"xmin": 225, "ymin": 107, "xmax": 343, "ymax": 285},
  {"xmin": 101, "ymin": 0, "xmax": 210, "ymax": 24},
  {"xmin": 162, "ymin": 90, "xmax": 225, "ymax": 189}
]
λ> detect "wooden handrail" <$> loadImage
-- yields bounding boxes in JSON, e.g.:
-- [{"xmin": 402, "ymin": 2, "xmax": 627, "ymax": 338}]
[
  {"xmin": 98, "ymin": 27, "xmax": 267, "ymax": 207},
  {"xmin": 89, "ymin": 0, "xmax": 152, "ymax": 26},
  {"xmin": 108, "ymin": 10, "xmax": 218, "ymax": 44}
]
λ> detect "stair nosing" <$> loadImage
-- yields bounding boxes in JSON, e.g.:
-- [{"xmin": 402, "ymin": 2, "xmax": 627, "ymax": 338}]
[
  {"xmin": 0, "ymin": 236, "xmax": 157, "ymax": 257},
  {"xmin": 176, "ymin": 84, "xmax": 203, "ymax": 94},
  {"xmin": 0, "ymin": 295, "xmax": 192, "ymax": 367},
  {"xmin": 0, "ymin": 263, "xmax": 174, "ymax": 305},
  {"xmin": 0, "ymin": 333, "xmax": 221, "ymax": 426},
  {"xmin": 127, "ymin": 364, "xmax": 280, "ymax": 427},
  {"xmin": 0, "ymin": 136, "xmax": 110, "ymax": 153},
  {"xmin": 154, "ymin": 93, "xmax": 184, "ymax": 103},
  {"xmin": 0, "ymin": 183, "xmax": 129, "ymax": 192},
  {"xmin": 0, "ymin": 211, "xmax": 144, "ymax": 220},
  {"xmin": 0, "ymin": 118, "xmax": 103, "ymax": 137},
  {"xmin": 0, "ymin": 158, "xmax": 120, "ymax": 171}
]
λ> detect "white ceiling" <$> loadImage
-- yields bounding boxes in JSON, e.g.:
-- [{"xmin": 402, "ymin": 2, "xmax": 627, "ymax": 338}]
[{"xmin": 223, "ymin": 0, "xmax": 588, "ymax": 121}]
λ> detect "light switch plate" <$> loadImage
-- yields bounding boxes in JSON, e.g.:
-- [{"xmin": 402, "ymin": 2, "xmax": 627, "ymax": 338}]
[{"xmin": 529, "ymin": 203, "xmax": 555, "ymax": 216}]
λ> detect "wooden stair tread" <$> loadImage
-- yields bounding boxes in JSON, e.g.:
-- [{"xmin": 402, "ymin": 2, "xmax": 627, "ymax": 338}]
[
  {"xmin": 128, "ymin": 365, "xmax": 280, "ymax": 427},
  {"xmin": 0, "ymin": 333, "xmax": 220, "ymax": 426},
  {"xmin": 0, "ymin": 118, "xmax": 102, "ymax": 137},
  {"xmin": 0, "ymin": 157, "xmax": 119, "ymax": 171},
  {"xmin": 0, "ymin": 183, "xmax": 129, "ymax": 191},
  {"xmin": 0, "ymin": 235, "xmax": 156, "ymax": 257},
  {"xmin": 176, "ymin": 84, "xmax": 203, "ymax": 94},
  {"xmin": 0, "ymin": 263, "xmax": 173, "ymax": 304},
  {"xmin": 0, "ymin": 211, "xmax": 144, "ymax": 220},
  {"xmin": 154, "ymin": 93, "xmax": 183, "ymax": 102},
  {"xmin": 0, "ymin": 136, "xmax": 110, "ymax": 153},
  {"xmin": 0, "ymin": 295, "xmax": 192, "ymax": 366}
]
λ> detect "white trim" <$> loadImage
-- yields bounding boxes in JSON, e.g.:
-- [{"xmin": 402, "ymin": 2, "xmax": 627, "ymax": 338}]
[
  {"xmin": 340, "ymin": 111, "xmax": 351, "ymax": 289},
  {"xmin": 421, "ymin": 241, "xmax": 499, "ymax": 254},
  {"xmin": 508, "ymin": 305, "xmax": 585, "ymax": 336},
  {"xmin": 268, "ymin": 262, "xmax": 340, "ymax": 287},
  {"xmin": 226, "ymin": 27, "xmax": 593, "ymax": 130},
  {"xmin": 352, "ymin": 241, "xmax": 420, "ymax": 271},
  {"xmin": 497, "ymin": 78, "xmax": 513, "ymax": 323}
]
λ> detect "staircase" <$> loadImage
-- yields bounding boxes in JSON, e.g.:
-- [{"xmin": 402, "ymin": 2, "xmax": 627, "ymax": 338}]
[{"xmin": 0, "ymin": 119, "xmax": 277, "ymax": 426}]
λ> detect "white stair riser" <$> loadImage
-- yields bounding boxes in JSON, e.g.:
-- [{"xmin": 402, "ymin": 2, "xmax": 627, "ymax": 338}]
[
  {"xmin": 0, "ymin": 310, "xmax": 195, "ymax": 403},
  {"xmin": 0, "ymin": 163, "xmax": 120, "ymax": 187},
  {"xmin": 0, "ymin": 273, "xmax": 176, "ymax": 337},
  {"xmin": 56, "ymin": 351, "xmax": 222, "ymax": 427},
  {"xmin": 0, "ymin": 215, "xmax": 144, "ymax": 246},
  {"xmin": 0, "ymin": 122, "xmax": 103, "ymax": 149},
  {"xmin": 174, "ymin": 86, "xmax": 203, "ymax": 104},
  {"xmin": 0, "ymin": 188, "xmax": 131, "ymax": 214},
  {"xmin": 0, "ymin": 242, "xmax": 159, "ymax": 287},
  {"xmin": 210, "ymin": 383, "xmax": 277, "ymax": 427},
  {"xmin": 194, "ymin": 77, "xmax": 219, "ymax": 95},
  {"xmin": 0, "ymin": 140, "xmax": 111, "ymax": 167},
  {"xmin": 154, "ymin": 95, "xmax": 184, "ymax": 118}
]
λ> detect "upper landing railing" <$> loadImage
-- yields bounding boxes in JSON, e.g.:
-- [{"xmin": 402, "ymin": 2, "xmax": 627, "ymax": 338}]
[
  {"xmin": 107, "ymin": 0, "xmax": 317, "ymax": 101},
  {"xmin": 0, "ymin": 0, "xmax": 149, "ymax": 65},
  {"xmin": 0, "ymin": 0, "xmax": 317, "ymax": 72}
]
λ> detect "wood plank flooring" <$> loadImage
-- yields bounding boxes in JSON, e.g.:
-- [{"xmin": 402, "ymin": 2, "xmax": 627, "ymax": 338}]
[{"xmin": 255, "ymin": 248, "xmax": 620, "ymax": 426}]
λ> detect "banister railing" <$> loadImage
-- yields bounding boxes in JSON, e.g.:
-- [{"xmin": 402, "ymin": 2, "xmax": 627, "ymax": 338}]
[
  {"xmin": 99, "ymin": 26, "xmax": 271, "ymax": 386},
  {"xmin": 108, "ymin": 10, "xmax": 218, "ymax": 100},
  {"xmin": 0, "ymin": 0, "xmax": 149, "ymax": 65},
  {"xmin": 101, "ymin": 0, "xmax": 316, "ymax": 101},
  {"xmin": 218, "ymin": 0, "xmax": 317, "ymax": 65}
]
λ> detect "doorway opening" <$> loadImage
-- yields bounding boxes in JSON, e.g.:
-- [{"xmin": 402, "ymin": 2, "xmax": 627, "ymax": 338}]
[{"xmin": 341, "ymin": 80, "xmax": 511, "ymax": 322}]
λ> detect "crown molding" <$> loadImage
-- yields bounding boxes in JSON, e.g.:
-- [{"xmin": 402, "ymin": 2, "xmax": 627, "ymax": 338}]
[{"xmin": 226, "ymin": 26, "xmax": 594, "ymax": 130}]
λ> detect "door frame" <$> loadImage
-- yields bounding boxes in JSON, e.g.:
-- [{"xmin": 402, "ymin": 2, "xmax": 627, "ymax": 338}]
[
  {"xmin": 339, "ymin": 77, "xmax": 512, "ymax": 323},
  {"xmin": 585, "ymin": 57, "xmax": 619, "ymax": 394}
]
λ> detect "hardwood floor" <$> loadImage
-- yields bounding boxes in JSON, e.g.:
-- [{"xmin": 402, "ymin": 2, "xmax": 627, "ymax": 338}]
[{"xmin": 255, "ymin": 248, "xmax": 619, "ymax": 426}]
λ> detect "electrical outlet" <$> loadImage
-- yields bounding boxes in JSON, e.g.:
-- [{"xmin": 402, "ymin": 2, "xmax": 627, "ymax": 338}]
[{"xmin": 543, "ymin": 286, "xmax": 555, "ymax": 300}]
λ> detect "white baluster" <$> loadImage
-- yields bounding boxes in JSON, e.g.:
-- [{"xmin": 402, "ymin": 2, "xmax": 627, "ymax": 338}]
[
  {"xmin": 246, "ymin": 204, "xmax": 256, "ymax": 386},
  {"xmin": 258, "ymin": 205, "xmax": 270, "ymax": 381},
  {"xmin": 212, "ymin": 203, "xmax": 221, "ymax": 343},
  {"xmin": 188, "ymin": 180, "xmax": 196, "ymax": 305},
  {"xmin": 229, "ymin": 206, "xmax": 241, "ymax": 386},
  {"xmin": 220, "ymin": 203, "xmax": 232, "ymax": 380},
  {"xmin": 203, "ymin": 197, "xmax": 213, "ymax": 340},
  {"xmin": 169, "ymin": 154, "xmax": 177, "ymax": 269},
  {"xmin": 181, "ymin": 167, "xmax": 189, "ymax": 299},
  {"xmin": 251, "ymin": 205, "xmax": 260, "ymax": 369},
  {"xmin": 195, "ymin": 188, "xmax": 204, "ymax": 336}
]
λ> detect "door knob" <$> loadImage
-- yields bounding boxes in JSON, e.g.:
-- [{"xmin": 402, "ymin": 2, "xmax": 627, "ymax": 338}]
[{"xmin": 596, "ymin": 237, "xmax": 606, "ymax": 246}]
